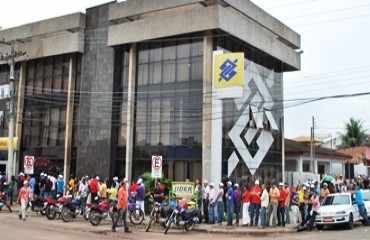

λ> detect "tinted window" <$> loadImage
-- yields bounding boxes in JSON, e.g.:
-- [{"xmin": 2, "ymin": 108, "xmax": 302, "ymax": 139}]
[{"xmin": 322, "ymin": 195, "xmax": 350, "ymax": 206}]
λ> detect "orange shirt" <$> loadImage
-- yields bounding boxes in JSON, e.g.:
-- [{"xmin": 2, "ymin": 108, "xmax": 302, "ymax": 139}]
[
  {"xmin": 117, "ymin": 186, "xmax": 128, "ymax": 210},
  {"xmin": 285, "ymin": 187, "xmax": 291, "ymax": 205},
  {"xmin": 19, "ymin": 186, "xmax": 31, "ymax": 202}
]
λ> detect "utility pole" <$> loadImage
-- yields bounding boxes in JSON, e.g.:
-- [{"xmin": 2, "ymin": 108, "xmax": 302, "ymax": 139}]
[
  {"xmin": 0, "ymin": 39, "xmax": 27, "ymax": 178},
  {"xmin": 310, "ymin": 116, "xmax": 316, "ymax": 174}
]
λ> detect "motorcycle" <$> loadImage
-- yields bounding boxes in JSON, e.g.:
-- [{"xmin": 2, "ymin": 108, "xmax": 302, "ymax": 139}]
[
  {"xmin": 29, "ymin": 195, "xmax": 46, "ymax": 215},
  {"xmin": 145, "ymin": 201, "xmax": 174, "ymax": 232},
  {"xmin": 45, "ymin": 195, "xmax": 70, "ymax": 220},
  {"xmin": 127, "ymin": 197, "xmax": 145, "ymax": 225},
  {"xmin": 0, "ymin": 192, "xmax": 12, "ymax": 212},
  {"xmin": 164, "ymin": 200, "xmax": 199, "ymax": 234},
  {"xmin": 60, "ymin": 196, "xmax": 89, "ymax": 222},
  {"xmin": 88, "ymin": 199, "xmax": 117, "ymax": 226}
]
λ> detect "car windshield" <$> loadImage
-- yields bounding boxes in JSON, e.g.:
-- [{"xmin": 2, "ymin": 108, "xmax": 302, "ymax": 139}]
[
  {"xmin": 322, "ymin": 195, "xmax": 350, "ymax": 206},
  {"xmin": 363, "ymin": 191, "xmax": 370, "ymax": 201}
]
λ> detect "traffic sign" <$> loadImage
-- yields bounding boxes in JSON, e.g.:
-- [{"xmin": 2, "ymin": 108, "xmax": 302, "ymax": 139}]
[
  {"xmin": 24, "ymin": 155, "xmax": 35, "ymax": 174},
  {"xmin": 151, "ymin": 155, "xmax": 162, "ymax": 178}
]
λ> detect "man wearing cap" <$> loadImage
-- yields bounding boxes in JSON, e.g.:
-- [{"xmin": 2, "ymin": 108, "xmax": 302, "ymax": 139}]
[
  {"xmin": 113, "ymin": 176, "xmax": 119, "ymax": 190},
  {"xmin": 250, "ymin": 180, "xmax": 262, "ymax": 227},
  {"xmin": 202, "ymin": 180, "xmax": 210, "ymax": 224},
  {"xmin": 135, "ymin": 178, "xmax": 145, "ymax": 215},
  {"xmin": 208, "ymin": 183, "xmax": 216, "ymax": 224},
  {"xmin": 225, "ymin": 181, "xmax": 234, "ymax": 226},
  {"xmin": 17, "ymin": 180, "xmax": 32, "ymax": 220},
  {"xmin": 215, "ymin": 183, "xmax": 224, "ymax": 225},
  {"xmin": 320, "ymin": 182, "xmax": 330, "ymax": 202}
]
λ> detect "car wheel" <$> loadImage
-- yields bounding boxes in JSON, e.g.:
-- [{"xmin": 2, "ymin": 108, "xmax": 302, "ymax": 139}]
[
  {"xmin": 316, "ymin": 224, "xmax": 324, "ymax": 230},
  {"xmin": 347, "ymin": 213, "xmax": 354, "ymax": 229}
]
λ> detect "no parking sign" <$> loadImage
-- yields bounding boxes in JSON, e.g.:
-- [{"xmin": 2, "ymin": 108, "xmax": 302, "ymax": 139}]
[
  {"xmin": 24, "ymin": 155, "xmax": 35, "ymax": 174},
  {"xmin": 151, "ymin": 155, "xmax": 162, "ymax": 178}
]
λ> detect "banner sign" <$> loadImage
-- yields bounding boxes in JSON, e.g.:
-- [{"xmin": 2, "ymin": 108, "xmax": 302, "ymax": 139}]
[
  {"xmin": 0, "ymin": 137, "xmax": 18, "ymax": 150},
  {"xmin": 172, "ymin": 182, "xmax": 195, "ymax": 198},
  {"xmin": 151, "ymin": 155, "xmax": 162, "ymax": 178},
  {"xmin": 24, "ymin": 155, "xmax": 35, "ymax": 174}
]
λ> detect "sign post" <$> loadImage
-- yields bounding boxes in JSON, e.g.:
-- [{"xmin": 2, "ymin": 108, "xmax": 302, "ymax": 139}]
[
  {"xmin": 151, "ymin": 155, "xmax": 162, "ymax": 178},
  {"xmin": 24, "ymin": 155, "xmax": 34, "ymax": 175}
]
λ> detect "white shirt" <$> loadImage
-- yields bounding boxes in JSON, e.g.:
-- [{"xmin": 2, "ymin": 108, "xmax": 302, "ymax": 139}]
[
  {"xmin": 50, "ymin": 176, "xmax": 57, "ymax": 190},
  {"xmin": 203, "ymin": 185, "xmax": 210, "ymax": 200},
  {"xmin": 209, "ymin": 188, "xmax": 216, "ymax": 203},
  {"xmin": 217, "ymin": 188, "xmax": 224, "ymax": 202}
]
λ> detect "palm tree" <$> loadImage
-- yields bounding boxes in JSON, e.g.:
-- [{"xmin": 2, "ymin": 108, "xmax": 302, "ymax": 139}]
[{"xmin": 338, "ymin": 118, "xmax": 367, "ymax": 149}]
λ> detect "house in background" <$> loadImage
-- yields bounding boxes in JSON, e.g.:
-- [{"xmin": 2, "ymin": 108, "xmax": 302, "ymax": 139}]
[
  {"xmin": 285, "ymin": 138, "xmax": 350, "ymax": 178},
  {"xmin": 337, "ymin": 146, "xmax": 370, "ymax": 177}
]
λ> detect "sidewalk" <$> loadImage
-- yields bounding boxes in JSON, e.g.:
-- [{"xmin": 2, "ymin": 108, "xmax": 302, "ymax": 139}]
[{"xmin": 194, "ymin": 223, "xmax": 296, "ymax": 236}]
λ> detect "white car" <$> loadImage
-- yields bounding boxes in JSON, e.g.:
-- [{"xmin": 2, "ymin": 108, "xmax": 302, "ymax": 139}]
[
  {"xmin": 362, "ymin": 189, "xmax": 370, "ymax": 217},
  {"xmin": 316, "ymin": 193, "xmax": 360, "ymax": 230}
]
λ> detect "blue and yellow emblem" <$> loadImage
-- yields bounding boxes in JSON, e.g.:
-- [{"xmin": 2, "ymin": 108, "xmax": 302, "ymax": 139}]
[{"xmin": 214, "ymin": 52, "xmax": 244, "ymax": 88}]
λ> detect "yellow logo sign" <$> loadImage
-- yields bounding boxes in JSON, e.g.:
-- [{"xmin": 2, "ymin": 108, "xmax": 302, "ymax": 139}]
[
  {"xmin": 0, "ymin": 137, "xmax": 18, "ymax": 150},
  {"xmin": 214, "ymin": 53, "xmax": 244, "ymax": 88}
]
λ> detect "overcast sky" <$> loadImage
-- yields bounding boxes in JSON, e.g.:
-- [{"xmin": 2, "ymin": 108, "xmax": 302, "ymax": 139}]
[{"xmin": 1, "ymin": 0, "xmax": 370, "ymax": 140}]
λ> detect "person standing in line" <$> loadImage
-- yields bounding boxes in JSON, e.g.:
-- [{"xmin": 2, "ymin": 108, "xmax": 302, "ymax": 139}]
[
  {"xmin": 242, "ymin": 184, "xmax": 251, "ymax": 226},
  {"xmin": 297, "ymin": 184, "xmax": 305, "ymax": 221},
  {"xmin": 290, "ymin": 185, "xmax": 301, "ymax": 228},
  {"xmin": 267, "ymin": 181, "xmax": 280, "ymax": 227},
  {"xmin": 284, "ymin": 182, "xmax": 291, "ymax": 224},
  {"xmin": 215, "ymin": 182, "xmax": 224, "ymax": 225},
  {"xmin": 277, "ymin": 183, "xmax": 287, "ymax": 227},
  {"xmin": 234, "ymin": 183, "xmax": 242, "ymax": 227},
  {"xmin": 90, "ymin": 176, "xmax": 99, "ymax": 203},
  {"xmin": 260, "ymin": 184, "xmax": 269, "ymax": 228},
  {"xmin": 112, "ymin": 181, "xmax": 131, "ymax": 233},
  {"xmin": 195, "ymin": 179, "xmax": 203, "ymax": 224},
  {"xmin": 6, "ymin": 176, "xmax": 16, "ymax": 206},
  {"xmin": 99, "ymin": 179, "xmax": 107, "ymax": 200},
  {"xmin": 135, "ymin": 178, "xmax": 145, "ymax": 215},
  {"xmin": 57, "ymin": 175, "xmax": 64, "ymax": 196},
  {"xmin": 208, "ymin": 183, "xmax": 216, "ymax": 224},
  {"xmin": 225, "ymin": 181, "xmax": 234, "ymax": 226},
  {"xmin": 17, "ymin": 180, "xmax": 31, "ymax": 221},
  {"xmin": 250, "ymin": 180, "xmax": 262, "ymax": 227},
  {"xmin": 203, "ymin": 180, "xmax": 210, "ymax": 224}
]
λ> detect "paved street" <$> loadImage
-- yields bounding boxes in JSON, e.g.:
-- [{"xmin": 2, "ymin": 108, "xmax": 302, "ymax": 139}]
[{"xmin": 0, "ymin": 210, "xmax": 370, "ymax": 240}]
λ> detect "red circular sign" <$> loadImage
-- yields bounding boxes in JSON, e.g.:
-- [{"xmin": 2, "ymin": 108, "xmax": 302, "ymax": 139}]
[
  {"xmin": 24, "ymin": 156, "xmax": 34, "ymax": 168},
  {"xmin": 152, "ymin": 156, "xmax": 162, "ymax": 170}
]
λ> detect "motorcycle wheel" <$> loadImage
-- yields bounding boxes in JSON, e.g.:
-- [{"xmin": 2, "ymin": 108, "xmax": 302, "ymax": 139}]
[
  {"xmin": 130, "ymin": 209, "xmax": 144, "ymax": 225},
  {"xmin": 145, "ymin": 215, "xmax": 155, "ymax": 232},
  {"xmin": 45, "ymin": 205, "xmax": 57, "ymax": 220},
  {"xmin": 185, "ymin": 220, "xmax": 195, "ymax": 231},
  {"xmin": 83, "ymin": 209, "xmax": 90, "ymax": 221},
  {"xmin": 164, "ymin": 220, "xmax": 173, "ymax": 235},
  {"xmin": 61, "ymin": 207, "xmax": 72, "ymax": 223},
  {"xmin": 89, "ymin": 209, "xmax": 102, "ymax": 226}
]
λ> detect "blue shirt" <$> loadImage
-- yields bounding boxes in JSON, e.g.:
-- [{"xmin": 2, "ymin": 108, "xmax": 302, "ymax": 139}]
[
  {"xmin": 57, "ymin": 179, "xmax": 64, "ymax": 194},
  {"xmin": 355, "ymin": 189, "xmax": 364, "ymax": 205},
  {"xmin": 226, "ymin": 187, "xmax": 234, "ymax": 204},
  {"xmin": 29, "ymin": 177, "xmax": 36, "ymax": 193}
]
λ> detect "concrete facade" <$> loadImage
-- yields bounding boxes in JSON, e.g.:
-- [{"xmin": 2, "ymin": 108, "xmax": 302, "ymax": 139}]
[{"xmin": 0, "ymin": 0, "xmax": 301, "ymax": 182}]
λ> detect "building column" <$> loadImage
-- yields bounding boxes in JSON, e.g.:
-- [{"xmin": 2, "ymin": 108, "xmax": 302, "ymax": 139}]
[
  {"xmin": 63, "ymin": 55, "xmax": 76, "ymax": 189},
  {"xmin": 298, "ymin": 156, "xmax": 303, "ymax": 173},
  {"xmin": 14, "ymin": 61, "xmax": 26, "ymax": 177},
  {"xmin": 202, "ymin": 31, "xmax": 213, "ymax": 183},
  {"xmin": 125, "ymin": 43, "xmax": 137, "ymax": 182}
]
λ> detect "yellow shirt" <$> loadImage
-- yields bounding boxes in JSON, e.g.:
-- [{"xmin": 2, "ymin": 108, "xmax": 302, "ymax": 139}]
[
  {"xmin": 69, "ymin": 179, "xmax": 75, "ymax": 191},
  {"xmin": 108, "ymin": 187, "xmax": 118, "ymax": 200},
  {"xmin": 298, "ymin": 188, "xmax": 305, "ymax": 203}
]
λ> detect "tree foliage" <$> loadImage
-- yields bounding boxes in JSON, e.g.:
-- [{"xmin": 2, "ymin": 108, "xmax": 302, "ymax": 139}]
[{"xmin": 338, "ymin": 118, "xmax": 367, "ymax": 149}]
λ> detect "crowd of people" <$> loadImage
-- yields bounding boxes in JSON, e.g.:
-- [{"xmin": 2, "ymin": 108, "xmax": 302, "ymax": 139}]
[
  {"xmin": 1, "ymin": 171, "xmax": 370, "ymax": 233},
  {"xmin": 195, "ymin": 174, "xmax": 370, "ymax": 231}
]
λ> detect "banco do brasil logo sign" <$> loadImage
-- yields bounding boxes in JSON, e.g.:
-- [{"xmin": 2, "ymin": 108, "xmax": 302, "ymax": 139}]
[{"xmin": 214, "ymin": 52, "xmax": 244, "ymax": 88}]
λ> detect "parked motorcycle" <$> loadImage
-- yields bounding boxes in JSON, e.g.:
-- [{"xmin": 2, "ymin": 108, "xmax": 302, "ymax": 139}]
[
  {"xmin": 145, "ymin": 201, "xmax": 174, "ymax": 232},
  {"xmin": 127, "ymin": 197, "xmax": 145, "ymax": 225},
  {"xmin": 29, "ymin": 195, "xmax": 46, "ymax": 215},
  {"xmin": 88, "ymin": 199, "xmax": 116, "ymax": 226},
  {"xmin": 60, "ymin": 196, "xmax": 88, "ymax": 222},
  {"xmin": 164, "ymin": 201, "xmax": 199, "ymax": 234},
  {"xmin": 0, "ymin": 192, "xmax": 12, "ymax": 212},
  {"xmin": 45, "ymin": 195, "xmax": 70, "ymax": 220}
]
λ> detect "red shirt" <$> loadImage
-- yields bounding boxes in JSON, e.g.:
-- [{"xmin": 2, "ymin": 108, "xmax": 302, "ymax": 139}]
[
  {"xmin": 278, "ymin": 188, "xmax": 287, "ymax": 208},
  {"xmin": 130, "ymin": 183, "xmax": 137, "ymax": 194},
  {"xmin": 242, "ymin": 190, "xmax": 251, "ymax": 203},
  {"xmin": 250, "ymin": 185, "xmax": 262, "ymax": 204},
  {"xmin": 90, "ymin": 179, "xmax": 99, "ymax": 193}
]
